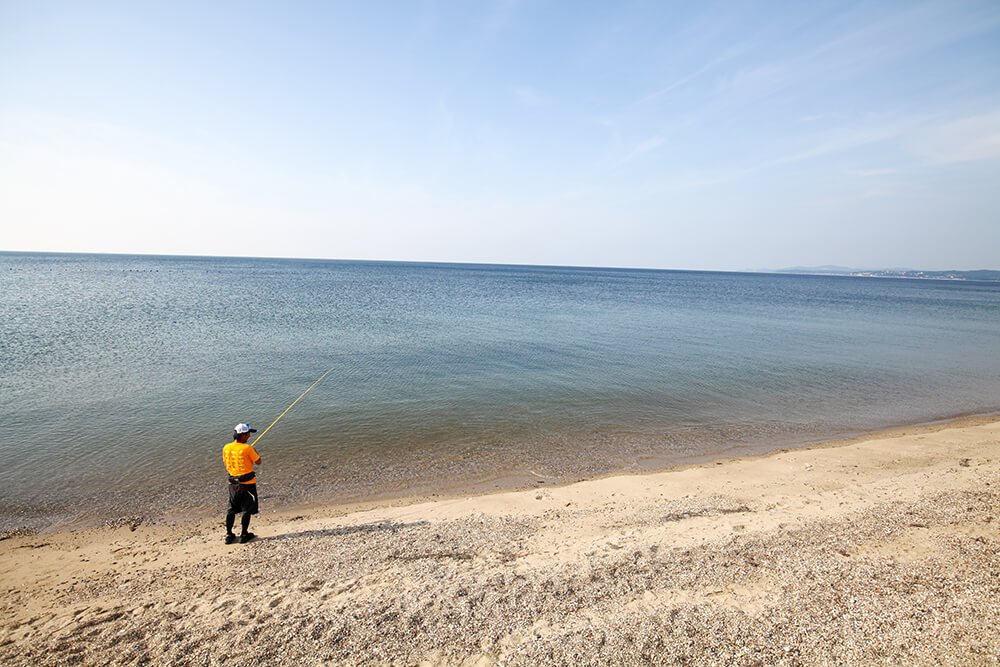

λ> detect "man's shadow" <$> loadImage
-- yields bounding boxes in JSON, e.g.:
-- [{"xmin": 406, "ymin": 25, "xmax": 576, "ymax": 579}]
[{"xmin": 262, "ymin": 519, "xmax": 429, "ymax": 542}]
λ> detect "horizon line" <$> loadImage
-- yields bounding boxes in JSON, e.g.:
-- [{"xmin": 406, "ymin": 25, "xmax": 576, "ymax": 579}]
[
  {"xmin": 0, "ymin": 248, "xmax": 764, "ymax": 275},
  {"xmin": 0, "ymin": 249, "xmax": 995, "ymax": 276}
]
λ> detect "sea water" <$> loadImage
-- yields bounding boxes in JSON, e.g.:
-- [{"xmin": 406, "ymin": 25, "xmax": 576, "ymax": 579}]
[{"xmin": 2, "ymin": 252, "xmax": 999, "ymax": 530}]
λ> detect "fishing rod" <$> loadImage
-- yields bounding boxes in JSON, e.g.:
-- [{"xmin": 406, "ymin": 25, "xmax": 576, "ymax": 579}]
[{"xmin": 250, "ymin": 366, "xmax": 336, "ymax": 448}]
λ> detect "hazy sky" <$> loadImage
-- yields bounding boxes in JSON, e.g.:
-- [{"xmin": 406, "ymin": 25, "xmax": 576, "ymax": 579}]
[{"xmin": 2, "ymin": 1, "xmax": 999, "ymax": 270}]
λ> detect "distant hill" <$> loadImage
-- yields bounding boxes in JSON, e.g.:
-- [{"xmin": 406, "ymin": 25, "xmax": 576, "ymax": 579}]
[
  {"xmin": 774, "ymin": 267, "xmax": 1000, "ymax": 281},
  {"xmin": 779, "ymin": 265, "xmax": 859, "ymax": 274}
]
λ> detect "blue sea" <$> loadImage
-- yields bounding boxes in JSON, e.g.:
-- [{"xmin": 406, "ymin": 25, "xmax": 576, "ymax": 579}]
[{"xmin": 2, "ymin": 252, "xmax": 999, "ymax": 531}]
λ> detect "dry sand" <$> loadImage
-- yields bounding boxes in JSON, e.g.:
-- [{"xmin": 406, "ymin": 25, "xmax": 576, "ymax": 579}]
[{"xmin": 1, "ymin": 416, "xmax": 999, "ymax": 666}]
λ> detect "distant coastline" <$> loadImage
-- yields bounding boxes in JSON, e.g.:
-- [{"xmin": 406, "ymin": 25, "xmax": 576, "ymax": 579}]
[{"xmin": 775, "ymin": 266, "xmax": 1000, "ymax": 281}]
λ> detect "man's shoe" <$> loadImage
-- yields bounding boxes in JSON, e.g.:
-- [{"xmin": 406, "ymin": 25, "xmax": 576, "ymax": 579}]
[
  {"xmin": 239, "ymin": 532, "xmax": 256, "ymax": 544},
  {"xmin": 225, "ymin": 533, "xmax": 236, "ymax": 544}
]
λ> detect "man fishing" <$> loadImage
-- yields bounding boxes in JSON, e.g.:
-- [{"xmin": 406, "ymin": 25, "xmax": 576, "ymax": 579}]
[{"xmin": 223, "ymin": 423, "xmax": 262, "ymax": 544}]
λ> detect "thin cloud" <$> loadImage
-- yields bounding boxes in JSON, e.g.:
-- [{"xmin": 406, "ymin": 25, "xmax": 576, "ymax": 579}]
[
  {"xmin": 614, "ymin": 135, "xmax": 665, "ymax": 167},
  {"xmin": 807, "ymin": 1, "xmax": 1000, "ymax": 81},
  {"xmin": 716, "ymin": 63, "xmax": 794, "ymax": 104},
  {"xmin": 759, "ymin": 125, "xmax": 902, "ymax": 169},
  {"xmin": 910, "ymin": 111, "xmax": 1000, "ymax": 164},
  {"xmin": 798, "ymin": 112, "xmax": 846, "ymax": 124},
  {"xmin": 635, "ymin": 59, "xmax": 718, "ymax": 106},
  {"xmin": 480, "ymin": 0, "xmax": 521, "ymax": 39},
  {"xmin": 661, "ymin": 118, "xmax": 917, "ymax": 189},
  {"xmin": 512, "ymin": 85, "xmax": 547, "ymax": 107},
  {"xmin": 847, "ymin": 167, "xmax": 900, "ymax": 177}
]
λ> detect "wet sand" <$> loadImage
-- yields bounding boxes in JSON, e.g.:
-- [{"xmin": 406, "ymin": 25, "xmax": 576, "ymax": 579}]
[{"xmin": 1, "ymin": 416, "xmax": 998, "ymax": 665}]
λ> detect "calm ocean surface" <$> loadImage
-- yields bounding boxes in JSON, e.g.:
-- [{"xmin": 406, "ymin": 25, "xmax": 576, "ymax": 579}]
[{"xmin": 3, "ymin": 252, "xmax": 999, "ymax": 530}]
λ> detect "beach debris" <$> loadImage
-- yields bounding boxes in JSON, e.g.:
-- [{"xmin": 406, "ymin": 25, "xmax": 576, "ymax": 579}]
[
  {"xmin": 0, "ymin": 526, "xmax": 38, "ymax": 541},
  {"xmin": 103, "ymin": 516, "xmax": 145, "ymax": 531}
]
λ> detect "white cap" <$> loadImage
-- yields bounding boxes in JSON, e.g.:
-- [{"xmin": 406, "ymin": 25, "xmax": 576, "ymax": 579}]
[{"xmin": 234, "ymin": 423, "xmax": 257, "ymax": 434}]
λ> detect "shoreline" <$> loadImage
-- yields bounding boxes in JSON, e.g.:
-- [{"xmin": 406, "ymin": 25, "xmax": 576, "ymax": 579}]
[
  {"xmin": 6, "ymin": 410, "xmax": 999, "ymax": 537},
  {"xmin": 265, "ymin": 410, "xmax": 1000, "ymax": 524},
  {"xmin": 2, "ymin": 413, "xmax": 999, "ymax": 664}
]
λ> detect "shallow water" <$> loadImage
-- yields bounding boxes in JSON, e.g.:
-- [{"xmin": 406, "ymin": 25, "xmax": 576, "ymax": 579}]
[{"xmin": 2, "ymin": 252, "xmax": 999, "ymax": 529}]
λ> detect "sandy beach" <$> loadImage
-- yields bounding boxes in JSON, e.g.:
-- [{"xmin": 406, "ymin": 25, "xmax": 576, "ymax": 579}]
[{"xmin": 1, "ymin": 415, "xmax": 998, "ymax": 665}]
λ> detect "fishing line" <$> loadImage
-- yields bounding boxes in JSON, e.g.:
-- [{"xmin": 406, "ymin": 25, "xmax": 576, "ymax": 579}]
[{"xmin": 250, "ymin": 366, "xmax": 336, "ymax": 448}]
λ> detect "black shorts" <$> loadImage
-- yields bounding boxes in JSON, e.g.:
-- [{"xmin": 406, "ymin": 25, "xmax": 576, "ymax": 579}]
[{"xmin": 228, "ymin": 483, "xmax": 259, "ymax": 515}]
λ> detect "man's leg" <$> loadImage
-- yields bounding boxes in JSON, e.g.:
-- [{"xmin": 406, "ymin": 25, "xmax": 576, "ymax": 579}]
[
  {"xmin": 225, "ymin": 511, "xmax": 237, "ymax": 543},
  {"xmin": 238, "ymin": 483, "xmax": 258, "ymax": 543},
  {"xmin": 238, "ymin": 512, "xmax": 255, "ymax": 543}
]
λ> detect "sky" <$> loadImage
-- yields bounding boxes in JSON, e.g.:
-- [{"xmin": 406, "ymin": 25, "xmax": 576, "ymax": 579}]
[{"xmin": 1, "ymin": 1, "xmax": 999, "ymax": 271}]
